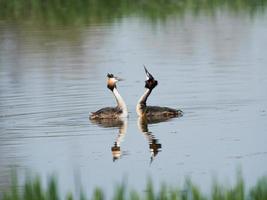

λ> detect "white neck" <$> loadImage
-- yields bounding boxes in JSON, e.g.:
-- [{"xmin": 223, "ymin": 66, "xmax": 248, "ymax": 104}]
[
  {"xmin": 138, "ymin": 89, "xmax": 151, "ymax": 104},
  {"xmin": 136, "ymin": 89, "xmax": 151, "ymax": 116},
  {"xmin": 113, "ymin": 87, "xmax": 128, "ymax": 117}
]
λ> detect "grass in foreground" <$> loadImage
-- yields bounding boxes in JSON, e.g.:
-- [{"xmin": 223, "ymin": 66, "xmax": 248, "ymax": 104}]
[{"xmin": 1, "ymin": 174, "xmax": 267, "ymax": 200}]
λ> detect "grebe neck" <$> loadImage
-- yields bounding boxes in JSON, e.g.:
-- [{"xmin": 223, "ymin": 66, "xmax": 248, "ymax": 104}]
[
  {"xmin": 136, "ymin": 88, "xmax": 152, "ymax": 116},
  {"xmin": 113, "ymin": 87, "xmax": 128, "ymax": 117}
]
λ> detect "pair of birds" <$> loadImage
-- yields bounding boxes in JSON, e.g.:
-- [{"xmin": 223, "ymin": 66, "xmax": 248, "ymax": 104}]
[{"xmin": 89, "ymin": 67, "xmax": 183, "ymax": 120}]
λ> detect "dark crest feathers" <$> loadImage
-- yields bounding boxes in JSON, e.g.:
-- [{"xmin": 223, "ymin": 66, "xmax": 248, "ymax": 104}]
[{"xmin": 107, "ymin": 73, "xmax": 114, "ymax": 78}]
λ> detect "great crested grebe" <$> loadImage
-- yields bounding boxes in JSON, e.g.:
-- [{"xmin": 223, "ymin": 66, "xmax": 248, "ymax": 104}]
[
  {"xmin": 136, "ymin": 67, "xmax": 183, "ymax": 118},
  {"xmin": 89, "ymin": 73, "xmax": 128, "ymax": 120}
]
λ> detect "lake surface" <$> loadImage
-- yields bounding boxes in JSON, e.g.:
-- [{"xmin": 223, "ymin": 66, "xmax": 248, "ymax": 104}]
[{"xmin": 1, "ymin": 8, "xmax": 267, "ymax": 198}]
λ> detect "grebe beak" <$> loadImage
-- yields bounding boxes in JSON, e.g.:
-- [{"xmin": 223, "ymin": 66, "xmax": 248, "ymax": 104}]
[
  {"xmin": 115, "ymin": 76, "xmax": 124, "ymax": 81},
  {"xmin": 144, "ymin": 65, "xmax": 154, "ymax": 80}
]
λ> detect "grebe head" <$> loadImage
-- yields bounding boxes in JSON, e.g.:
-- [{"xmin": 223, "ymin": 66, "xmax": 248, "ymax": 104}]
[
  {"xmin": 144, "ymin": 66, "xmax": 158, "ymax": 90},
  {"xmin": 107, "ymin": 73, "xmax": 123, "ymax": 91}
]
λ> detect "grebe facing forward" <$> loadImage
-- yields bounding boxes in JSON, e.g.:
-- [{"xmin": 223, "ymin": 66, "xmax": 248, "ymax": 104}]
[
  {"xmin": 90, "ymin": 73, "xmax": 128, "ymax": 120},
  {"xmin": 136, "ymin": 67, "xmax": 183, "ymax": 118}
]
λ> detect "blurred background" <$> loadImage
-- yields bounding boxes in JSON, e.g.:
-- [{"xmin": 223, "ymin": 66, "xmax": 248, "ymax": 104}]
[{"xmin": 0, "ymin": 0, "xmax": 267, "ymax": 198}]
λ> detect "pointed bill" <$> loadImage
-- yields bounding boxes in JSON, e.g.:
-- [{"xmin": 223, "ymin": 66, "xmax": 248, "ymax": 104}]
[
  {"xmin": 144, "ymin": 65, "xmax": 154, "ymax": 80},
  {"xmin": 115, "ymin": 76, "xmax": 124, "ymax": 81}
]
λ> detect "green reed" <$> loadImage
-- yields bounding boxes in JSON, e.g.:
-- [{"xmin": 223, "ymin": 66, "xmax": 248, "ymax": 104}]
[
  {"xmin": 1, "ymin": 173, "xmax": 267, "ymax": 200},
  {"xmin": 0, "ymin": 0, "xmax": 267, "ymax": 25}
]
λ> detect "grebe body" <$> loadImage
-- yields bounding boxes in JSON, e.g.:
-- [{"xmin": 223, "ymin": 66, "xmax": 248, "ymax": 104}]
[
  {"xmin": 90, "ymin": 74, "xmax": 128, "ymax": 120},
  {"xmin": 136, "ymin": 67, "xmax": 183, "ymax": 118},
  {"xmin": 142, "ymin": 106, "xmax": 182, "ymax": 117}
]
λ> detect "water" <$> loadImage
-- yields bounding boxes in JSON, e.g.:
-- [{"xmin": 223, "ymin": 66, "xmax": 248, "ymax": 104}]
[{"xmin": 1, "ymin": 8, "xmax": 267, "ymax": 198}]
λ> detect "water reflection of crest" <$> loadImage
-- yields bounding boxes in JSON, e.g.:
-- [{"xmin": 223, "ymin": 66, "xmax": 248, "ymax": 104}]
[
  {"xmin": 90, "ymin": 118, "xmax": 127, "ymax": 162},
  {"xmin": 138, "ymin": 115, "xmax": 178, "ymax": 164}
]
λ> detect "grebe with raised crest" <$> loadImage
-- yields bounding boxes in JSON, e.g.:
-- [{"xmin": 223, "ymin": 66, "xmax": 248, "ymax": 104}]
[
  {"xmin": 90, "ymin": 73, "xmax": 128, "ymax": 120},
  {"xmin": 136, "ymin": 67, "xmax": 183, "ymax": 118}
]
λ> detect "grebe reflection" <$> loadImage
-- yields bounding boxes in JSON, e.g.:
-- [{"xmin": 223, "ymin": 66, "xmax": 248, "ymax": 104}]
[
  {"xmin": 111, "ymin": 119, "xmax": 127, "ymax": 161},
  {"xmin": 137, "ymin": 116, "xmax": 162, "ymax": 164},
  {"xmin": 90, "ymin": 117, "xmax": 127, "ymax": 161}
]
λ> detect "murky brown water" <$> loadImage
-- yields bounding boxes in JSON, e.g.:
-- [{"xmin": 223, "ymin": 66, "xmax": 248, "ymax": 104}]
[{"xmin": 1, "ymin": 11, "xmax": 267, "ymax": 197}]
